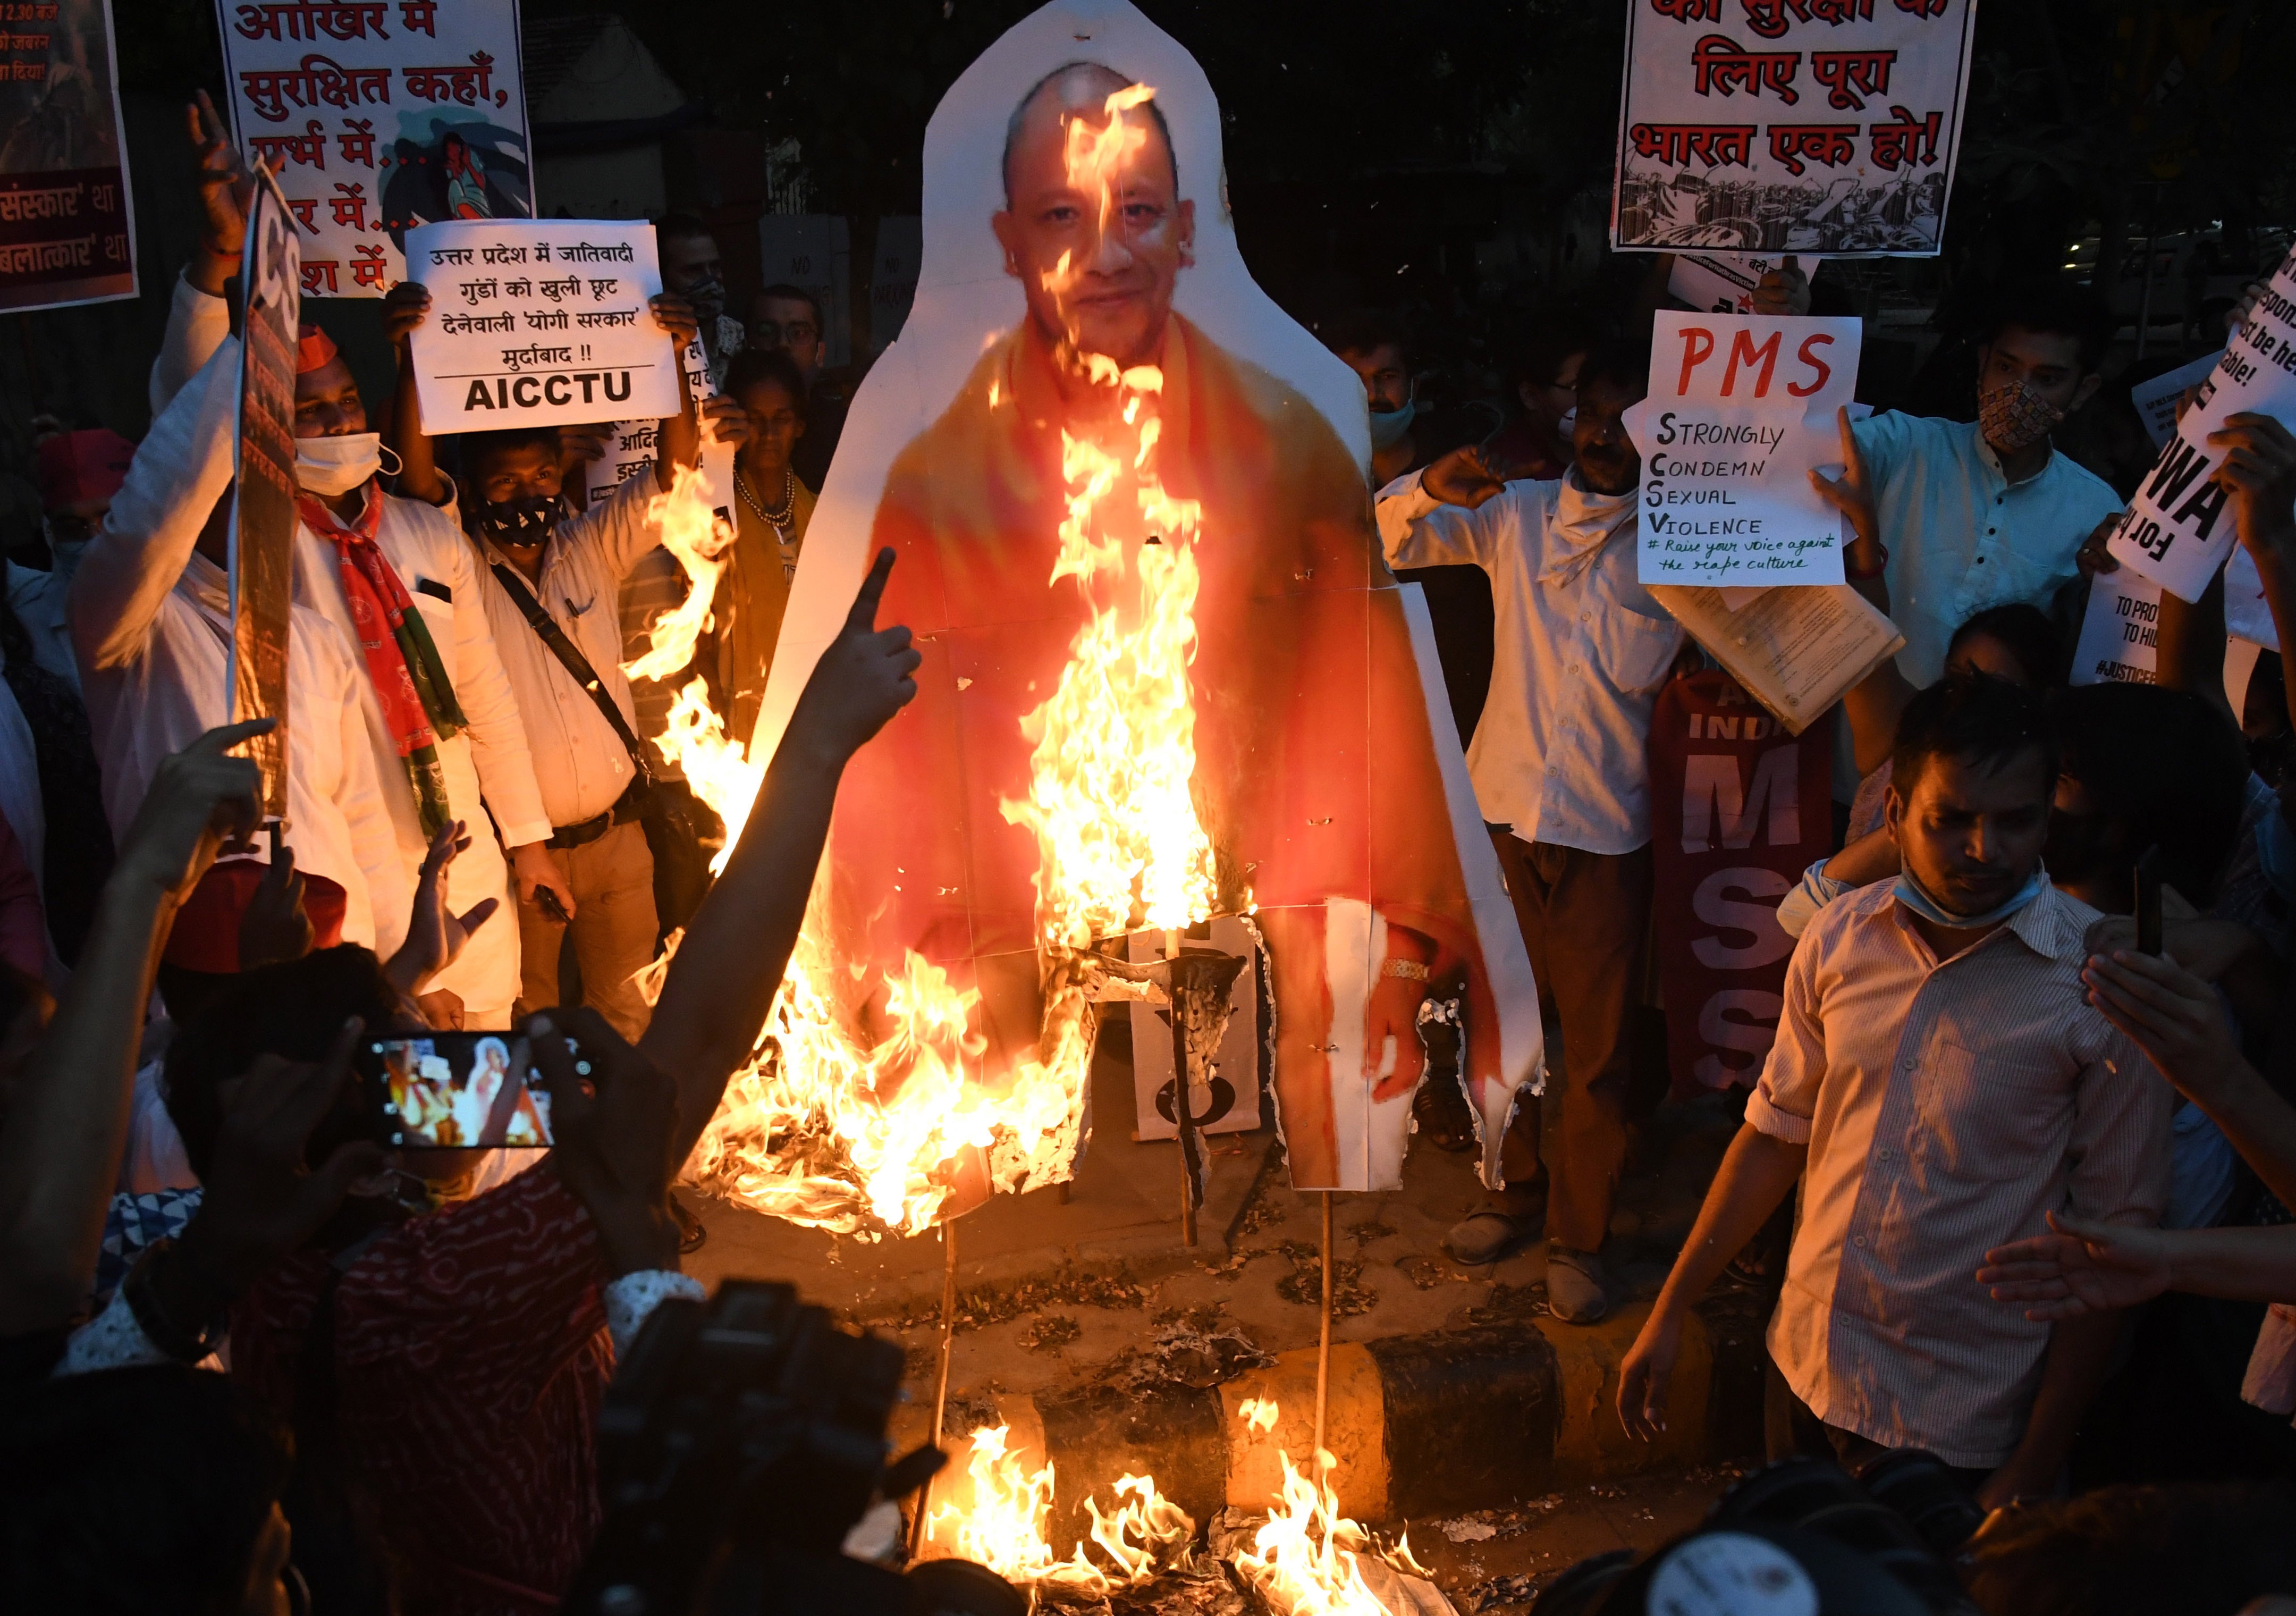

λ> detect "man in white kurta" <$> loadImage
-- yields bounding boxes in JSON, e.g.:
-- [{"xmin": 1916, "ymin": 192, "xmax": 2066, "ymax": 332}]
[
  {"xmin": 71, "ymin": 335, "xmax": 413, "ymax": 964},
  {"xmin": 156, "ymin": 285, "xmax": 559, "ymax": 1030}
]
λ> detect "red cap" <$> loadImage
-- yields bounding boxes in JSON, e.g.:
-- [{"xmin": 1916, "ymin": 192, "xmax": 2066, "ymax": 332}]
[
  {"xmin": 36, "ymin": 428, "xmax": 134, "ymax": 511},
  {"xmin": 296, "ymin": 323, "xmax": 339, "ymax": 375}
]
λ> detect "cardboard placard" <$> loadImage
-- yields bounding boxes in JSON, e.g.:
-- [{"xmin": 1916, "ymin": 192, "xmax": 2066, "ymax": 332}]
[{"xmin": 229, "ymin": 165, "xmax": 301, "ymax": 820}]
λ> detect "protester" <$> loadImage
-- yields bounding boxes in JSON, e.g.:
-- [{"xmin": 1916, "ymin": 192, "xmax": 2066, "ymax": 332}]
[
  {"xmin": 378, "ymin": 279, "xmax": 740, "ymax": 1041},
  {"xmin": 69, "ymin": 334, "xmax": 415, "ymax": 1017},
  {"xmin": 58, "ymin": 552, "xmax": 917, "ymax": 1614},
  {"xmin": 712, "ymin": 346, "xmax": 816, "ymax": 749},
  {"xmin": 1958, "ymin": 1481, "xmax": 2296, "ymax": 1616},
  {"xmin": 1619, "ymin": 677, "xmax": 2173, "ymax": 1504},
  {"xmin": 0, "ymin": 1364, "xmax": 298, "ymax": 1616},
  {"xmin": 150, "ymin": 101, "xmax": 559, "ymax": 1032},
  {"xmin": 749, "ymin": 281, "xmax": 849, "ymax": 491},
  {"xmin": 1329, "ymin": 308, "xmax": 1423, "ymax": 489},
  {"xmin": 1482, "ymin": 313, "xmax": 1592, "ymax": 483},
  {"xmin": 1375, "ymin": 336, "xmax": 1683, "ymax": 1322},
  {"xmin": 657, "ymin": 210, "xmax": 744, "ymax": 390},
  {"xmin": 0, "ymin": 720, "xmax": 266, "ymax": 1342},
  {"xmin": 1851, "ymin": 277, "xmax": 2121, "ymax": 686}
]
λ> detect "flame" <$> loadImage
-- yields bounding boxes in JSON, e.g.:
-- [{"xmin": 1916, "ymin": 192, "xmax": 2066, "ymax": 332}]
[
  {"xmin": 649, "ymin": 80, "xmax": 1238, "ymax": 1240},
  {"xmin": 923, "ymin": 1426, "xmax": 1194, "ymax": 1600},
  {"xmin": 1238, "ymin": 1397, "xmax": 1280, "ymax": 1435},
  {"xmin": 1230, "ymin": 1402, "xmax": 1431, "ymax": 1616}
]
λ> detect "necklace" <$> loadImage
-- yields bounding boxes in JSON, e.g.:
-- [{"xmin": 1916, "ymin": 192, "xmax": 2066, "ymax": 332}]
[{"xmin": 736, "ymin": 465, "xmax": 796, "ymax": 539}]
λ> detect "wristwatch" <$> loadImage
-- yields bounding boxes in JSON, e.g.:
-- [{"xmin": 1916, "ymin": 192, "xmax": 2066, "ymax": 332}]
[
  {"xmin": 120, "ymin": 1237, "xmax": 231, "ymax": 1364},
  {"xmin": 1380, "ymin": 958, "xmax": 1430, "ymax": 982}
]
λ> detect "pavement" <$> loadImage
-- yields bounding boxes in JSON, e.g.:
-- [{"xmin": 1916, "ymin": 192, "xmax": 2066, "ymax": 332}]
[{"xmin": 683, "ymin": 1014, "xmax": 1769, "ymax": 1578}]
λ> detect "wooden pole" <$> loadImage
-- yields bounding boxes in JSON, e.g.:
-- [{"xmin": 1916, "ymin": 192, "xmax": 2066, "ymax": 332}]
[
  {"xmin": 1167, "ymin": 933, "xmax": 1198, "ymax": 1248},
  {"xmin": 909, "ymin": 1217, "xmax": 960, "ymax": 1560},
  {"xmin": 1313, "ymin": 1189, "xmax": 1333, "ymax": 1475}
]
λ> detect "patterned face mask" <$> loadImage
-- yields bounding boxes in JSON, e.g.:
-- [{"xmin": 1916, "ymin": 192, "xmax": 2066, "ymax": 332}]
[{"xmin": 1977, "ymin": 377, "xmax": 2065, "ymax": 455}]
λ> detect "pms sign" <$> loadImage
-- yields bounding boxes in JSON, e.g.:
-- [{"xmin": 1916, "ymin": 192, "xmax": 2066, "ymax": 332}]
[{"xmin": 1648, "ymin": 669, "xmax": 1832, "ymax": 1097}]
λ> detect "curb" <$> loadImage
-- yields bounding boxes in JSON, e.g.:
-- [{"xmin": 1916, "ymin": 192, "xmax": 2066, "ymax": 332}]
[{"xmin": 967, "ymin": 1291, "xmax": 1765, "ymax": 1542}]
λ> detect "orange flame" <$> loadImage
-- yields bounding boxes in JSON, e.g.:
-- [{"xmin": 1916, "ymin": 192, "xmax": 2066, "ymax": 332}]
[
  {"xmin": 1228, "ymin": 1401, "xmax": 1432, "ymax": 1616},
  {"xmin": 921, "ymin": 1425, "xmax": 1195, "ymax": 1599}
]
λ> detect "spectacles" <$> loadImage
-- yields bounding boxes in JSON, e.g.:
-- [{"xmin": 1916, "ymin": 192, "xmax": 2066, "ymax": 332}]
[
  {"xmin": 45, "ymin": 510, "xmax": 98, "ymax": 543},
  {"xmin": 755, "ymin": 320, "xmax": 820, "ymax": 346}
]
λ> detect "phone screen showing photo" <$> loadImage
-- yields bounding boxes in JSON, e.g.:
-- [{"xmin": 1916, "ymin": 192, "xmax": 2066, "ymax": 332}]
[{"xmin": 365, "ymin": 1036, "xmax": 555, "ymax": 1149}]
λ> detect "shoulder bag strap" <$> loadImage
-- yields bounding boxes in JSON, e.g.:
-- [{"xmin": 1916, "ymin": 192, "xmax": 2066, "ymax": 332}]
[{"xmin": 486, "ymin": 561, "xmax": 653, "ymax": 786}]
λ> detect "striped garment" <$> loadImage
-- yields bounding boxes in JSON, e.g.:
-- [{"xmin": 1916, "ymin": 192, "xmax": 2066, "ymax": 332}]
[
  {"xmin": 1749, "ymin": 879, "xmax": 2173, "ymax": 1469},
  {"xmin": 231, "ymin": 1164, "xmax": 611, "ymax": 1614}
]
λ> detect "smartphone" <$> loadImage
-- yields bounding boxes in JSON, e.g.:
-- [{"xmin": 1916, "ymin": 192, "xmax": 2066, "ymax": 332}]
[
  {"xmin": 356, "ymin": 1033, "xmax": 556, "ymax": 1149},
  {"xmin": 2134, "ymin": 845, "xmax": 2163, "ymax": 957},
  {"xmin": 535, "ymin": 887, "xmax": 571, "ymax": 925}
]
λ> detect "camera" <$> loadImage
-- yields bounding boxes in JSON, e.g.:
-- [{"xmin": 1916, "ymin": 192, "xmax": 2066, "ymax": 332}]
[
  {"xmin": 1530, "ymin": 1451, "xmax": 1985, "ymax": 1616},
  {"xmin": 564, "ymin": 1279, "xmax": 1015, "ymax": 1616}
]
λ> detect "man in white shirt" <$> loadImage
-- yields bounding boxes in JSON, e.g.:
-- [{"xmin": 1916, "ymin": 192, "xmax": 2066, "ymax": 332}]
[
  {"xmin": 70, "ymin": 336, "xmax": 414, "ymax": 999},
  {"xmin": 1618, "ymin": 677, "xmax": 2171, "ymax": 1506},
  {"xmin": 1853, "ymin": 280, "xmax": 2123, "ymax": 687},
  {"xmin": 379, "ymin": 283, "xmax": 735, "ymax": 1039},
  {"xmin": 1375, "ymin": 338, "xmax": 1684, "ymax": 1322},
  {"xmin": 145, "ymin": 98, "xmax": 556, "ymax": 1029}
]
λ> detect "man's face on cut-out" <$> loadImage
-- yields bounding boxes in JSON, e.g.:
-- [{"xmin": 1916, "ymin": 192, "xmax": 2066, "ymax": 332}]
[{"xmin": 993, "ymin": 68, "xmax": 1194, "ymax": 370}]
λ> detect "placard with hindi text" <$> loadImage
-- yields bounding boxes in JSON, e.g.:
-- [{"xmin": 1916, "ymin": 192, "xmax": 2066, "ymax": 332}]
[
  {"xmin": 1612, "ymin": 0, "xmax": 1978, "ymax": 257},
  {"xmin": 213, "ymin": 0, "xmax": 532, "ymax": 298}
]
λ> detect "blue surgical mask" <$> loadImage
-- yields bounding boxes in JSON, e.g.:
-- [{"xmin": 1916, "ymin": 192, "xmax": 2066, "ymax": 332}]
[
  {"xmin": 1892, "ymin": 863, "xmax": 2049, "ymax": 931},
  {"xmin": 1368, "ymin": 396, "xmax": 1417, "ymax": 452}
]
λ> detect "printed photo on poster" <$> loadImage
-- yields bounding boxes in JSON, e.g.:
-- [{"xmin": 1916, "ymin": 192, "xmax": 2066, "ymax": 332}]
[
  {"xmin": 0, "ymin": 0, "xmax": 135, "ymax": 313},
  {"xmin": 402, "ymin": 218, "xmax": 681, "ymax": 431},
  {"xmin": 213, "ymin": 0, "xmax": 533, "ymax": 298},
  {"xmin": 716, "ymin": 0, "xmax": 1542, "ymax": 1218},
  {"xmin": 1611, "ymin": 0, "xmax": 1979, "ymax": 257},
  {"xmin": 229, "ymin": 166, "xmax": 302, "ymax": 820}
]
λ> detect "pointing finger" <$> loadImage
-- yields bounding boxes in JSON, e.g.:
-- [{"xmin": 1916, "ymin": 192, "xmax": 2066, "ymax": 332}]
[{"xmin": 847, "ymin": 546, "xmax": 898, "ymax": 633}]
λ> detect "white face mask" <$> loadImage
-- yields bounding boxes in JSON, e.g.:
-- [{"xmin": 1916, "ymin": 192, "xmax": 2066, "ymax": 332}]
[{"xmin": 294, "ymin": 431, "xmax": 383, "ymax": 496}]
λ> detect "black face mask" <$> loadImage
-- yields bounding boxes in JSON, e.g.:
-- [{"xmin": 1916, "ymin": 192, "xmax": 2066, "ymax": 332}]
[{"xmin": 478, "ymin": 493, "xmax": 561, "ymax": 549}]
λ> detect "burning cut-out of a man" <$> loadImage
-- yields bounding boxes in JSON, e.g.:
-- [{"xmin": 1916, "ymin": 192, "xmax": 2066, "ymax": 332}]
[{"xmin": 808, "ymin": 51, "xmax": 1538, "ymax": 1192}]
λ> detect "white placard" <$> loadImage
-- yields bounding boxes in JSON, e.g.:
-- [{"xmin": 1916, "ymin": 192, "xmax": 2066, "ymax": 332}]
[
  {"xmin": 2069, "ymin": 553, "xmax": 2276, "ymax": 694},
  {"xmin": 214, "ymin": 0, "xmax": 533, "ymax": 298},
  {"xmin": 2109, "ymin": 245, "xmax": 2296, "ymax": 601},
  {"xmin": 1627, "ymin": 310, "xmax": 1861, "ymax": 587},
  {"xmin": 586, "ymin": 332, "xmax": 736, "ymax": 514},
  {"xmin": 2130, "ymin": 348, "xmax": 2225, "ymax": 450},
  {"xmin": 404, "ymin": 218, "xmax": 681, "ymax": 432},
  {"xmin": 1668, "ymin": 251, "xmax": 1784, "ymax": 313},
  {"xmin": 2069, "ymin": 566, "xmax": 2163, "ymax": 686},
  {"xmin": 1611, "ymin": 0, "xmax": 1978, "ymax": 257}
]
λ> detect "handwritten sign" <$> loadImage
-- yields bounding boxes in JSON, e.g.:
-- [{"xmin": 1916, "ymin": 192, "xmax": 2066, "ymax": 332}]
[
  {"xmin": 2109, "ymin": 245, "xmax": 2296, "ymax": 602},
  {"xmin": 404, "ymin": 219, "xmax": 680, "ymax": 432},
  {"xmin": 0, "ymin": 0, "xmax": 136, "ymax": 312},
  {"xmin": 1612, "ymin": 0, "xmax": 1978, "ymax": 258},
  {"xmin": 1626, "ymin": 310, "xmax": 1861, "ymax": 587},
  {"xmin": 213, "ymin": 0, "xmax": 533, "ymax": 298}
]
